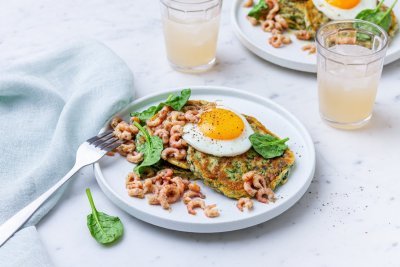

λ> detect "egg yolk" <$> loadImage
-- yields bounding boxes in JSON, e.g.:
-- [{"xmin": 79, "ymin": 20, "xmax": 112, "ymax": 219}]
[
  {"xmin": 198, "ymin": 108, "xmax": 245, "ymax": 140},
  {"xmin": 326, "ymin": 0, "xmax": 360, "ymax": 9}
]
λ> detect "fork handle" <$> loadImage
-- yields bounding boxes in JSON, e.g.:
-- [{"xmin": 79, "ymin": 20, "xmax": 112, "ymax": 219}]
[{"xmin": 0, "ymin": 163, "xmax": 82, "ymax": 247}]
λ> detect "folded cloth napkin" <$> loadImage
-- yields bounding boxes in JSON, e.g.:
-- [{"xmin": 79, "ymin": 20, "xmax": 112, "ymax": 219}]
[{"xmin": 0, "ymin": 40, "xmax": 134, "ymax": 266}]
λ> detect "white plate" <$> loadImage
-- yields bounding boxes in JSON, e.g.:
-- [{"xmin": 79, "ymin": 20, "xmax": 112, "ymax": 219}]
[
  {"xmin": 94, "ymin": 86, "xmax": 315, "ymax": 233},
  {"xmin": 231, "ymin": 0, "xmax": 400, "ymax": 73}
]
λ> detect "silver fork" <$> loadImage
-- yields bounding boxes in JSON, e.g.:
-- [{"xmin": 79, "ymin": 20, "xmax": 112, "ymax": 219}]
[{"xmin": 0, "ymin": 130, "xmax": 123, "ymax": 247}]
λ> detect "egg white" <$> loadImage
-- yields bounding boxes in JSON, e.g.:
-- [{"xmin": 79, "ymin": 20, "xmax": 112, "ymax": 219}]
[
  {"xmin": 182, "ymin": 106, "xmax": 254, "ymax": 157},
  {"xmin": 312, "ymin": 0, "xmax": 376, "ymax": 20}
]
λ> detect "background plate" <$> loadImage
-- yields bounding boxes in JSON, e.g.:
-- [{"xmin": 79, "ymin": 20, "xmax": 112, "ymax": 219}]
[
  {"xmin": 94, "ymin": 86, "xmax": 316, "ymax": 233},
  {"xmin": 231, "ymin": 0, "xmax": 400, "ymax": 73}
]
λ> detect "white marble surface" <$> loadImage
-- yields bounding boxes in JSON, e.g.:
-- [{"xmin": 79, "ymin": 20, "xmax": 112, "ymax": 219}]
[{"xmin": 2, "ymin": 0, "xmax": 400, "ymax": 266}]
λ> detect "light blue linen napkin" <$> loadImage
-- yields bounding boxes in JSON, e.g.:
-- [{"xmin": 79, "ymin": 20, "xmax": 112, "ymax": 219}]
[{"xmin": 0, "ymin": 40, "xmax": 134, "ymax": 266}]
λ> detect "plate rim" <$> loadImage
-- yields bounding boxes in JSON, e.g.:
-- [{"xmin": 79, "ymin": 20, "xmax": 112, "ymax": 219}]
[
  {"xmin": 94, "ymin": 86, "xmax": 316, "ymax": 233},
  {"xmin": 230, "ymin": 0, "xmax": 400, "ymax": 73}
]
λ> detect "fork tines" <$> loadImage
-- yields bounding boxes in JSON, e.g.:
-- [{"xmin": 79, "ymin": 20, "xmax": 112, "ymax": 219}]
[
  {"xmin": 87, "ymin": 130, "xmax": 113, "ymax": 143},
  {"xmin": 86, "ymin": 130, "xmax": 123, "ymax": 152}
]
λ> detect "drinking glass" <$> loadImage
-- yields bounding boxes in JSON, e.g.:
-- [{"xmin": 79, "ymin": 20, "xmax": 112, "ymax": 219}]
[
  {"xmin": 159, "ymin": 0, "xmax": 222, "ymax": 73},
  {"xmin": 316, "ymin": 20, "xmax": 389, "ymax": 130}
]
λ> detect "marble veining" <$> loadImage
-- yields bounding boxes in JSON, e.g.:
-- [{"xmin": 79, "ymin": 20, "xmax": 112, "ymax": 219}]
[{"xmin": 1, "ymin": 0, "xmax": 400, "ymax": 266}]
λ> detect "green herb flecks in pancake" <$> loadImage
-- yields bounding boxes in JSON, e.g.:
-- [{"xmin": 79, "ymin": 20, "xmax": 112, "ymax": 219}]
[{"xmin": 186, "ymin": 115, "xmax": 295, "ymax": 199}]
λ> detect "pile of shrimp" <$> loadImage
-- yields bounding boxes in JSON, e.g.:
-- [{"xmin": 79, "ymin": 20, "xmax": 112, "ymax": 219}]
[
  {"xmin": 109, "ymin": 117, "xmax": 144, "ymax": 163},
  {"xmin": 145, "ymin": 105, "xmax": 202, "ymax": 163},
  {"xmin": 244, "ymin": 0, "xmax": 316, "ymax": 53},
  {"xmin": 241, "ymin": 171, "xmax": 275, "ymax": 205},
  {"xmin": 109, "ymin": 104, "xmax": 204, "ymax": 165},
  {"xmin": 125, "ymin": 168, "xmax": 220, "ymax": 218}
]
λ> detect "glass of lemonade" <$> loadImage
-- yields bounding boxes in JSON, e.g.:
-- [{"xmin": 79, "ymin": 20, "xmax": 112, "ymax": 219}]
[
  {"xmin": 160, "ymin": 0, "xmax": 222, "ymax": 73},
  {"xmin": 316, "ymin": 20, "xmax": 389, "ymax": 130}
]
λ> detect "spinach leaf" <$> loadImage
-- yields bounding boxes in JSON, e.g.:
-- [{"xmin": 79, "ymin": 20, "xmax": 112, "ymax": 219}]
[
  {"xmin": 131, "ymin": 105, "xmax": 161, "ymax": 122},
  {"xmin": 164, "ymin": 88, "xmax": 191, "ymax": 111},
  {"xmin": 130, "ymin": 88, "xmax": 191, "ymax": 123},
  {"xmin": 133, "ymin": 121, "xmax": 163, "ymax": 174},
  {"xmin": 86, "ymin": 188, "xmax": 123, "ymax": 244},
  {"xmin": 248, "ymin": 0, "xmax": 269, "ymax": 20},
  {"xmin": 356, "ymin": 0, "xmax": 397, "ymax": 32},
  {"xmin": 249, "ymin": 133, "xmax": 289, "ymax": 159}
]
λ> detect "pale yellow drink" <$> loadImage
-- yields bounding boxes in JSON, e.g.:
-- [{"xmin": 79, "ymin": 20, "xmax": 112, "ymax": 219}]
[
  {"xmin": 316, "ymin": 20, "xmax": 388, "ymax": 129},
  {"xmin": 318, "ymin": 45, "xmax": 381, "ymax": 129},
  {"xmin": 163, "ymin": 15, "xmax": 220, "ymax": 68},
  {"xmin": 318, "ymin": 45, "xmax": 380, "ymax": 126},
  {"xmin": 319, "ymin": 73, "xmax": 379, "ymax": 124}
]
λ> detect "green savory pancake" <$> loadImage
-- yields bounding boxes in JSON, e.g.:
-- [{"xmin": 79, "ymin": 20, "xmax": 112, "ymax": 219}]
[
  {"xmin": 186, "ymin": 115, "xmax": 295, "ymax": 199},
  {"xmin": 279, "ymin": 0, "xmax": 330, "ymax": 36},
  {"xmin": 278, "ymin": 0, "xmax": 398, "ymax": 38}
]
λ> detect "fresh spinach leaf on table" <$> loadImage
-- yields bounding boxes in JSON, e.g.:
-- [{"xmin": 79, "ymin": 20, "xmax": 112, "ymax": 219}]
[{"xmin": 86, "ymin": 188, "xmax": 123, "ymax": 245}]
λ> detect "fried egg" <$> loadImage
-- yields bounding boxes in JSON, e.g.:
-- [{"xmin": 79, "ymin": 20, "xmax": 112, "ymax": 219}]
[
  {"xmin": 182, "ymin": 106, "xmax": 254, "ymax": 157},
  {"xmin": 313, "ymin": 0, "xmax": 376, "ymax": 20}
]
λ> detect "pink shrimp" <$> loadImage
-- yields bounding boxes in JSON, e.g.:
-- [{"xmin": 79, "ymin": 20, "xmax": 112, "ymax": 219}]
[
  {"xmin": 143, "ymin": 178, "xmax": 154, "ymax": 194},
  {"xmin": 266, "ymin": 0, "xmax": 279, "ymax": 20},
  {"xmin": 204, "ymin": 204, "xmax": 220, "ymax": 218},
  {"xmin": 183, "ymin": 190, "xmax": 205, "ymax": 204},
  {"xmin": 157, "ymin": 168, "xmax": 174, "ymax": 179},
  {"xmin": 147, "ymin": 106, "xmax": 171, "ymax": 127},
  {"xmin": 126, "ymin": 172, "xmax": 141, "ymax": 183},
  {"xmin": 169, "ymin": 133, "xmax": 187, "ymax": 149},
  {"xmin": 236, "ymin": 197, "xmax": 254, "ymax": 212},
  {"xmin": 127, "ymin": 187, "xmax": 145, "ymax": 198},
  {"xmin": 188, "ymin": 182, "xmax": 201, "ymax": 193},
  {"xmin": 242, "ymin": 171, "xmax": 262, "ymax": 197},
  {"xmin": 170, "ymin": 111, "xmax": 186, "ymax": 122},
  {"xmin": 170, "ymin": 125, "xmax": 183, "ymax": 136},
  {"xmin": 158, "ymin": 184, "xmax": 181, "ymax": 210},
  {"xmin": 261, "ymin": 20, "xmax": 275, "ymax": 32},
  {"xmin": 154, "ymin": 128, "xmax": 170, "ymax": 145},
  {"xmin": 161, "ymin": 148, "xmax": 186, "ymax": 160},
  {"xmin": 184, "ymin": 110, "xmax": 200, "ymax": 123},
  {"xmin": 116, "ymin": 142, "xmax": 135, "ymax": 156},
  {"xmin": 171, "ymin": 176, "xmax": 185, "ymax": 195},
  {"xmin": 126, "ymin": 151, "xmax": 144, "ymax": 163},
  {"xmin": 274, "ymin": 15, "xmax": 288, "ymax": 29},
  {"xmin": 256, "ymin": 187, "xmax": 275, "ymax": 203},
  {"xmin": 110, "ymin": 117, "xmax": 123, "ymax": 129},
  {"xmin": 186, "ymin": 199, "xmax": 205, "ymax": 215}
]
